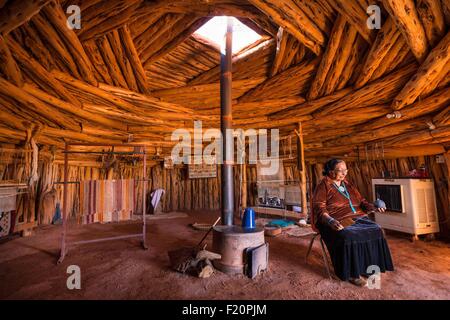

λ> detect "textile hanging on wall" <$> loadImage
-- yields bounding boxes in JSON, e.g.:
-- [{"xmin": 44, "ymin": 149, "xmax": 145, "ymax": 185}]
[
  {"xmin": 0, "ymin": 212, "xmax": 11, "ymax": 237},
  {"xmin": 0, "ymin": 187, "xmax": 17, "ymax": 212},
  {"xmin": 79, "ymin": 179, "xmax": 135, "ymax": 224}
]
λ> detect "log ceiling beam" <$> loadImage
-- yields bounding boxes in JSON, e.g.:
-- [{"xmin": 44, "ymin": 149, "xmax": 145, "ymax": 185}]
[
  {"xmin": 392, "ymin": 31, "xmax": 450, "ymax": 110},
  {"xmin": 270, "ymin": 87, "xmax": 352, "ymax": 122},
  {"xmin": 31, "ymin": 12, "xmax": 82, "ymax": 79},
  {"xmin": 0, "ymin": 34, "xmax": 23, "ymax": 86},
  {"xmin": 365, "ymin": 88, "xmax": 450, "ymax": 131},
  {"xmin": 248, "ymin": 0, "xmax": 324, "ymax": 55},
  {"xmin": 238, "ymin": 58, "xmax": 319, "ymax": 103},
  {"xmin": 77, "ymin": 0, "xmax": 143, "ymax": 41},
  {"xmin": 326, "ymin": 0, "xmax": 376, "ymax": 44},
  {"xmin": 0, "ymin": 76, "xmax": 80, "ymax": 131},
  {"xmin": 118, "ymin": 25, "xmax": 149, "ymax": 94},
  {"xmin": 0, "ymin": 0, "xmax": 51, "ymax": 35},
  {"xmin": 383, "ymin": 0, "xmax": 430, "ymax": 63},
  {"xmin": 307, "ymin": 14, "xmax": 365, "ymax": 99},
  {"xmin": 314, "ymin": 62, "xmax": 418, "ymax": 116},
  {"xmin": 354, "ymin": 17, "xmax": 403, "ymax": 89},
  {"xmin": 143, "ymin": 17, "xmax": 211, "ymax": 68},
  {"xmin": 7, "ymin": 36, "xmax": 82, "ymax": 108},
  {"xmin": 42, "ymin": 1, "xmax": 97, "ymax": 86},
  {"xmin": 416, "ymin": 0, "xmax": 446, "ymax": 48}
]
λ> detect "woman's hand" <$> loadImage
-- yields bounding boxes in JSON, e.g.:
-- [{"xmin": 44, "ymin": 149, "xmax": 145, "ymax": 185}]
[
  {"xmin": 377, "ymin": 207, "xmax": 386, "ymax": 213},
  {"xmin": 327, "ymin": 218, "xmax": 344, "ymax": 231}
]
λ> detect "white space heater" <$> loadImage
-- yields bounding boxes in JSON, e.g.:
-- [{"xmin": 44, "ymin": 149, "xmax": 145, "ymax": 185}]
[{"xmin": 371, "ymin": 178, "xmax": 440, "ymax": 237}]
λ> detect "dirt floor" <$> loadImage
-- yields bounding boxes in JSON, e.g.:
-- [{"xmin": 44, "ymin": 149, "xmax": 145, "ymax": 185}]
[{"xmin": 1, "ymin": 210, "xmax": 449, "ymax": 300}]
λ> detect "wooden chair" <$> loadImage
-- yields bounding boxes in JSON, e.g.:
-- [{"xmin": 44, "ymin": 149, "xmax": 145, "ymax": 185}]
[{"xmin": 305, "ymin": 209, "xmax": 333, "ymax": 280}]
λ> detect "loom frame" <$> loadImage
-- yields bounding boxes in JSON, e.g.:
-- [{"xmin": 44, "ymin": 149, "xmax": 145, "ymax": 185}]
[{"xmin": 57, "ymin": 143, "xmax": 148, "ymax": 264}]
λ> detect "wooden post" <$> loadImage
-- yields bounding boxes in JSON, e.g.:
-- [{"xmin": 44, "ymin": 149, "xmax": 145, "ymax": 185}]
[
  {"xmin": 57, "ymin": 143, "xmax": 69, "ymax": 264},
  {"xmin": 142, "ymin": 148, "xmax": 148, "ymax": 249},
  {"xmin": 296, "ymin": 122, "xmax": 308, "ymax": 217},
  {"xmin": 444, "ymin": 151, "xmax": 450, "ymax": 232}
]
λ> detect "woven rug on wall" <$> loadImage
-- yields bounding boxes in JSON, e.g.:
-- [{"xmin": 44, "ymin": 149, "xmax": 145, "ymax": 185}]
[{"xmin": 0, "ymin": 212, "xmax": 11, "ymax": 237}]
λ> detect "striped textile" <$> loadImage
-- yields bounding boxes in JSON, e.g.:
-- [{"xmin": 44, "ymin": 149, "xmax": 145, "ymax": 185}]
[{"xmin": 79, "ymin": 179, "xmax": 135, "ymax": 224}]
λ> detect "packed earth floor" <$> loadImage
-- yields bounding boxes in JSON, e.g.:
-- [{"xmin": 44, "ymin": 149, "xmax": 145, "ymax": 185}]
[{"xmin": 1, "ymin": 210, "xmax": 449, "ymax": 300}]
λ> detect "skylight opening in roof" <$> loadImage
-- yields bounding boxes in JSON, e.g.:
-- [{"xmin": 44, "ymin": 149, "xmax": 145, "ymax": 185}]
[{"xmin": 194, "ymin": 16, "xmax": 262, "ymax": 54}]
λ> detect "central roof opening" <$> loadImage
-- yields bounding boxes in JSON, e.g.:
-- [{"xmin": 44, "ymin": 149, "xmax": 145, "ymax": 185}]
[{"xmin": 194, "ymin": 16, "xmax": 262, "ymax": 54}]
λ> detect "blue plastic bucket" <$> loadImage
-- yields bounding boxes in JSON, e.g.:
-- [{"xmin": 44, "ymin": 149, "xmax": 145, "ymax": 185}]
[{"xmin": 242, "ymin": 208, "xmax": 256, "ymax": 229}]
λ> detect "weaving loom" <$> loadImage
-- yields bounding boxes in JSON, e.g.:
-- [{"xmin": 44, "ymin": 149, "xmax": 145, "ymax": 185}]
[{"xmin": 79, "ymin": 179, "xmax": 135, "ymax": 224}]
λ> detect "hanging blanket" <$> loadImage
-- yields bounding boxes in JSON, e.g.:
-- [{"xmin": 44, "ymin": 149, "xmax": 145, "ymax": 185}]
[{"xmin": 79, "ymin": 179, "xmax": 135, "ymax": 224}]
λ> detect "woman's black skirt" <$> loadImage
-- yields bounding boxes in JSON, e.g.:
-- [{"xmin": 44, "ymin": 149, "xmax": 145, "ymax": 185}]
[{"xmin": 317, "ymin": 216, "xmax": 394, "ymax": 281}]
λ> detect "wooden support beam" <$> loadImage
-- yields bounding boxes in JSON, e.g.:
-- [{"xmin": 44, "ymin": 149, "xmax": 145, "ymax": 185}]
[
  {"xmin": 141, "ymin": 14, "xmax": 201, "ymax": 66},
  {"xmin": 270, "ymin": 87, "xmax": 352, "ymax": 122},
  {"xmin": 444, "ymin": 152, "xmax": 450, "ymax": 221},
  {"xmin": 307, "ymin": 15, "xmax": 346, "ymax": 100},
  {"xmin": 238, "ymin": 58, "xmax": 319, "ymax": 103},
  {"xmin": 136, "ymin": 13, "xmax": 184, "ymax": 59},
  {"xmin": 314, "ymin": 62, "xmax": 417, "ymax": 116},
  {"xmin": 327, "ymin": 0, "xmax": 376, "ymax": 44},
  {"xmin": 31, "ymin": 13, "xmax": 82, "ymax": 79},
  {"xmin": 443, "ymin": 0, "xmax": 450, "ymax": 26},
  {"xmin": 237, "ymin": 17, "xmax": 276, "ymax": 37},
  {"xmin": 0, "ymin": 34, "xmax": 22, "ymax": 86},
  {"xmin": 98, "ymin": 82, "xmax": 193, "ymax": 114},
  {"xmin": 383, "ymin": 0, "xmax": 429, "ymax": 62},
  {"xmin": 23, "ymin": 84, "xmax": 128, "ymax": 131},
  {"xmin": 7, "ymin": 37, "xmax": 82, "ymax": 108},
  {"xmin": 188, "ymin": 39, "xmax": 274, "ymax": 86},
  {"xmin": 336, "ymin": 35, "xmax": 367, "ymax": 90},
  {"xmin": 52, "ymin": 70, "xmax": 190, "ymax": 122},
  {"xmin": 143, "ymin": 17, "xmax": 211, "ymax": 67},
  {"xmin": 320, "ymin": 21, "xmax": 359, "ymax": 96},
  {"xmin": 96, "ymin": 35, "xmax": 128, "ymax": 89},
  {"xmin": 323, "ymin": 117, "xmax": 431, "ymax": 147},
  {"xmin": 433, "ymin": 105, "xmax": 450, "ymax": 126},
  {"xmin": 248, "ymin": 0, "xmax": 324, "ymax": 55},
  {"xmin": 233, "ymin": 96, "xmax": 306, "ymax": 118},
  {"xmin": 296, "ymin": 122, "xmax": 307, "ymax": 216},
  {"xmin": 365, "ymin": 88, "xmax": 450, "ymax": 130},
  {"xmin": 369, "ymin": 38, "xmax": 410, "ymax": 82},
  {"xmin": 82, "ymin": 39, "xmax": 114, "ymax": 85},
  {"xmin": 153, "ymin": 78, "xmax": 266, "ymax": 108},
  {"xmin": 106, "ymin": 29, "xmax": 139, "ymax": 92},
  {"xmin": 17, "ymin": 21, "xmax": 58, "ymax": 71},
  {"xmin": 309, "ymin": 105, "xmax": 391, "ymax": 130},
  {"xmin": 416, "ymin": 0, "xmax": 446, "ymax": 47},
  {"xmin": 270, "ymin": 27, "xmax": 288, "ymax": 77},
  {"xmin": 118, "ymin": 25, "xmax": 149, "ymax": 94},
  {"xmin": 354, "ymin": 17, "xmax": 403, "ymax": 89},
  {"xmin": 77, "ymin": 0, "xmax": 142, "ymax": 41},
  {"xmin": 392, "ymin": 31, "xmax": 450, "ymax": 110},
  {"xmin": 42, "ymin": 1, "xmax": 97, "ymax": 86},
  {"xmin": 0, "ymin": 77, "xmax": 80, "ymax": 131},
  {"xmin": 42, "ymin": 126, "xmax": 123, "ymax": 145},
  {"xmin": 278, "ymin": 33, "xmax": 306, "ymax": 73},
  {"xmin": 0, "ymin": 0, "xmax": 51, "ymax": 35}
]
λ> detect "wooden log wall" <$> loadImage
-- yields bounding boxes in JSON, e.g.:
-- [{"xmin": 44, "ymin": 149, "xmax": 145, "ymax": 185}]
[{"xmin": 2, "ymin": 153, "xmax": 448, "ymax": 238}]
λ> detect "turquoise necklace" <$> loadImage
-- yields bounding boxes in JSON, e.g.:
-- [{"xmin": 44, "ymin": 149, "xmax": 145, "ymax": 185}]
[{"xmin": 333, "ymin": 182, "xmax": 357, "ymax": 213}]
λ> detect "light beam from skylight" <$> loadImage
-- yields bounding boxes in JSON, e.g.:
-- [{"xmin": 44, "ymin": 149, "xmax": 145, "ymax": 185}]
[{"xmin": 193, "ymin": 16, "xmax": 262, "ymax": 54}]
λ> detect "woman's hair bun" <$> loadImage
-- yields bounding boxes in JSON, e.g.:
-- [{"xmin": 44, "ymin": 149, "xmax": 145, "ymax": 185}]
[{"xmin": 322, "ymin": 158, "xmax": 344, "ymax": 176}]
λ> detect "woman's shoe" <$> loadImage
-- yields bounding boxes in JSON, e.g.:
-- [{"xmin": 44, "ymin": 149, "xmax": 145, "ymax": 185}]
[{"xmin": 349, "ymin": 276, "xmax": 367, "ymax": 287}]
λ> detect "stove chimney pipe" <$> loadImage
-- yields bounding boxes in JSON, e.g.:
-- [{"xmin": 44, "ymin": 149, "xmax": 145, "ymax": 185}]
[{"xmin": 220, "ymin": 17, "xmax": 234, "ymax": 226}]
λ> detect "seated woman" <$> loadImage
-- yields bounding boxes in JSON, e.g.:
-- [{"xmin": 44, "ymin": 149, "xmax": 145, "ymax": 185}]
[{"xmin": 312, "ymin": 158, "xmax": 394, "ymax": 286}]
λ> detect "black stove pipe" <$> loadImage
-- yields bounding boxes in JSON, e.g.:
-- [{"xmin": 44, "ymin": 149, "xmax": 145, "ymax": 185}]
[{"xmin": 220, "ymin": 18, "xmax": 234, "ymax": 226}]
